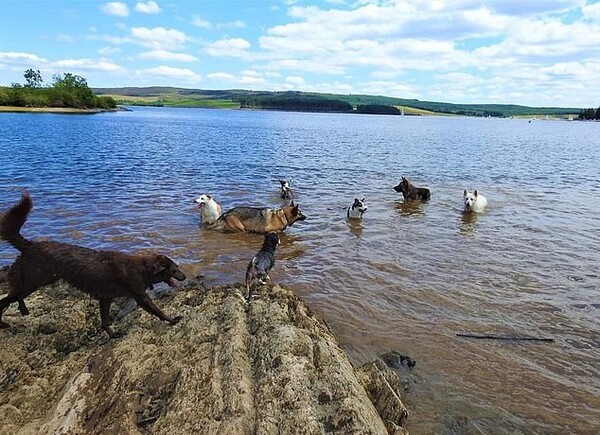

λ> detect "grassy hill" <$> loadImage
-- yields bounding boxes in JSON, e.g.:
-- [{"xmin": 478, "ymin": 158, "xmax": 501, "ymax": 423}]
[{"xmin": 94, "ymin": 87, "xmax": 581, "ymax": 118}]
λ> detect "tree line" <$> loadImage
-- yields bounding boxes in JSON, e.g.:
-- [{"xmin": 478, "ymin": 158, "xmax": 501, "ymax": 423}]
[
  {"xmin": 0, "ymin": 69, "xmax": 116, "ymax": 110},
  {"xmin": 578, "ymin": 107, "xmax": 600, "ymax": 120}
]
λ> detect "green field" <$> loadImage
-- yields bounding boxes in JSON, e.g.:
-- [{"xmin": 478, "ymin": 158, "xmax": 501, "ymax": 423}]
[{"xmin": 94, "ymin": 87, "xmax": 581, "ymax": 118}]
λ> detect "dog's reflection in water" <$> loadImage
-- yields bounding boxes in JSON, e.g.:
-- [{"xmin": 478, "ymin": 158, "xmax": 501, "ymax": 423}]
[
  {"xmin": 394, "ymin": 200, "xmax": 424, "ymax": 217},
  {"xmin": 346, "ymin": 218, "xmax": 364, "ymax": 238},
  {"xmin": 458, "ymin": 210, "xmax": 479, "ymax": 236}
]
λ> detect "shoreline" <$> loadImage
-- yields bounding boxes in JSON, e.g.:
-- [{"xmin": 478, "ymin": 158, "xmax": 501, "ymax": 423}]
[{"xmin": 0, "ymin": 106, "xmax": 120, "ymax": 114}]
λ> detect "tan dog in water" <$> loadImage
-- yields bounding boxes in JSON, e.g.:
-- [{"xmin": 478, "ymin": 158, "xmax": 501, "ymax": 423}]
[{"xmin": 216, "ymin": 202, "xmax": 306, "ymax": 233}]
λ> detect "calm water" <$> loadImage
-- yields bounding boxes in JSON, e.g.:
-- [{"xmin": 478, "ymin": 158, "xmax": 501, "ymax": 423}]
[{"xmin": 1, "ymin": 108, "xmax": 599, "ymax": 433}]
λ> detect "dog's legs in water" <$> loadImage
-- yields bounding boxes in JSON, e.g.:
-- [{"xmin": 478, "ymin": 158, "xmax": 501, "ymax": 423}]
[{"xmin": 133, "ymin": 293, "xmax": 182, "ymax": 325}]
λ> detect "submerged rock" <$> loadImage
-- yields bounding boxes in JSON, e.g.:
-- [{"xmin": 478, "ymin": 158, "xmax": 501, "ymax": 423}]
[{"xmin": 0, "ymin": 278, "xmax": 409, "ymax": 434}]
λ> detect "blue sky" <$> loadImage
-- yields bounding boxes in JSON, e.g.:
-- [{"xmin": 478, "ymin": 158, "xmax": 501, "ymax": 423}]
[{"xmin": 1, "ymin": 0, "xmax": 599, "ymax": 107}]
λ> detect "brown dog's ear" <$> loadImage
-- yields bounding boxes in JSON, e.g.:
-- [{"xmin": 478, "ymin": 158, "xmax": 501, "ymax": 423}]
[{"xmin": 152, "ymin": 256, "xmax": 168, "ymax": 275}]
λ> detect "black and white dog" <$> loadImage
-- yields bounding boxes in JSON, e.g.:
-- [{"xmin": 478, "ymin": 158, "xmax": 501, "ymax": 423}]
[
  {"xmin": 279, "ymin": 179, "xmax": 294, "ymax": 200},
  {"xmin": 347, "ymin": 198, "xmax": 368, "ymax": 219},
  {"xmin": 245, "ymin": 232, "xmax": 280, "ymax": 299}
]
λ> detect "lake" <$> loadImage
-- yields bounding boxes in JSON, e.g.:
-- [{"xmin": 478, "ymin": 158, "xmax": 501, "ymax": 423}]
[{"xmin": 1, "ymin": 107, "xmax": 599, "ymax": 433}]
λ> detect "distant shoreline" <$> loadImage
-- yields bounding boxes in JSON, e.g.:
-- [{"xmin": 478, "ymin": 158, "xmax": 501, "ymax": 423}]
[{"xmin": 0, "ymin": 106, "xmax": 120, "ymax": 114}]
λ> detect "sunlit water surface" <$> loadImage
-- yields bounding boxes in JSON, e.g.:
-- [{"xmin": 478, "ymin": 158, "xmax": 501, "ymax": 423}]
[{"xmin": 1, "ymin": 108, "xmax": 599, "ymax": 433}]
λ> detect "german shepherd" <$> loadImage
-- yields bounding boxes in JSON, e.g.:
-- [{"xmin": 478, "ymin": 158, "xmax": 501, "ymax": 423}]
[
  {"xmin": 0, "ymin": 193, "xmax": 186, "ymax": 338},
  {"xmin": 216, "ymin": 201, "xmax": 306, "ymax": 233},
  {"xmin": 245, "ymin": 232, "xmax": 280, "ymax": 299},
  {"xmin": 393, "ymin": 177, "xmax": 431, "ymax": 201}
]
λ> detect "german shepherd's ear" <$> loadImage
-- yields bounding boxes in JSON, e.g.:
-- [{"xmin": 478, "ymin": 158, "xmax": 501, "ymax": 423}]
[{"xmin": 290, "ymin": 200, "xmax": 295, "ymax": 207}]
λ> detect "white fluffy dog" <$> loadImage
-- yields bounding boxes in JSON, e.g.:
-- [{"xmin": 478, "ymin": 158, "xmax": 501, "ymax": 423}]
[
  {"xmin": 194, "ymin": 194, "xmax": 222, "ymax": 225},
  {"xmin": 463, "ymin": 190, "xmax": 488, "ymax": 213},
  {"xmin": 347, "ymin": 198, "xmax": 368, "ymax": 219}
]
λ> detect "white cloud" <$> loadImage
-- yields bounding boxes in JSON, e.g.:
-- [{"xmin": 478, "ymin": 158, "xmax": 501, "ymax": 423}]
[
  {"xmin": 135, "ymin": 1, "xmax": 161, "ymax": 14},
  {"xmin": 98, "ymin": 46, "xmax": 122, "ymax": 55},
  {"xmin": 582, "ymin": 2, "xmax": 600, "ymax": 22},
  {"xmin": 135, "ymin": 66, "xmax": 202, "ymax": 83},
  {"xmin": 207, "ymin": 72, "xmax": 235, "ymax": 81},
  {"xmin": 130, "ymin": 27, "xmax": 187, "ymax": 50},
  {"xmin": 192, "ymin": 15, "xmax": 212, "ymax": 29},
  {"xmin": 0, "ymin": 51, "xmax": 48, "ymax": 66},
  {"xmin": 99, "ymin": 2, "xmax": 129, "ymax": 17},
  {"xmin": 53, "ymin": 58, "xmax": 126, "ymax": 74},
  {"xmin": 217, "ymin": 20, "xmax": 247, "ymax": 29},
  {"xmin": 138, "ymin": 50, "xmax": 197, "ymax": 62},
  {"xmin": 205, "ymin": 38, "xmax": 251, "ymax": 57},
  {"xmin": 285, "ymin": 76, "xmax": 305, "ymax": 86}
]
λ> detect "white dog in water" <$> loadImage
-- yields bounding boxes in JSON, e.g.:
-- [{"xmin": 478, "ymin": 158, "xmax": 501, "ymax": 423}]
[
  {"xmin": 194, "ymin": 194, "xmax": 222, "ymax": 225},
  {"xmin": 463, "ymin": 190, "xmax": 487, "ymax": 213}
]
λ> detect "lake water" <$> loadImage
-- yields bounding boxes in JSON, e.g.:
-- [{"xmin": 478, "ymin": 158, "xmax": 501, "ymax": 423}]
[{"xmin": 1, "ymin": 107, "xmax": 599, "ymax": 433}]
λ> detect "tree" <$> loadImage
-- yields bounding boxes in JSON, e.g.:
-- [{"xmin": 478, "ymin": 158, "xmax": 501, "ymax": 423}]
[
  {"xmin": 50, "ymin": 73, "xmax": 95, "ymax": 108},
  {"xmin": 24, "ymin": 69, "xmax": 43, "ymax": 88},
  {"xmin": 595, "ymin": 106, "xmax": 600, "ymax": 120}
]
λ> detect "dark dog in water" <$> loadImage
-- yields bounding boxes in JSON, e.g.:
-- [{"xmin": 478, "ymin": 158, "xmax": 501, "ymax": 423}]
[
  {"xmin": 0, "ymin": 193, "xmax": 186, "ymax": 338},
  {"xmin": 245, "ymin": 232, "xmax": 280, "ymax": 299},
  {"xmin": 217, "ymin": 202, "xmax": 306, "ymax": 233},
  {"xmin": 393, "ymin": 177, "xmax": 431, "ymax": 201}
]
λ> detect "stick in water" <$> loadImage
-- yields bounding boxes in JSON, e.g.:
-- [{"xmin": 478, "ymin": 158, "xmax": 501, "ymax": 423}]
[{"xmin": 456, "ymin": 333, "xmax": 554, "ymax": 343}]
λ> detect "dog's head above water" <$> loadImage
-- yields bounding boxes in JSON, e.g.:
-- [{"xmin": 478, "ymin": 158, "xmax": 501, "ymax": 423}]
[
  {"xmin": 393, "ymin": 177, "xmax": 410, "ymax": 194},
  {"xmin": 149, "ymin": 255, "xmax": 186, "ymax": 287},
  {"xmin": 283, "ymin": 201, "xmax": 306, "ymax": 225},
  {"xmin": 194, "ymin": 194, "xmax": 213, "ymax": 210},
  {"xmin": 347, "ymin": 198, "xmax": 368, "ymax": 218}
]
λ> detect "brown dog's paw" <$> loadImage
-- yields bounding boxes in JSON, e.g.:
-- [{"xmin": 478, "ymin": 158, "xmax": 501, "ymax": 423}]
[{"xmin": 169, "ymin": 315, "xmax": 182, "ymax": 325}]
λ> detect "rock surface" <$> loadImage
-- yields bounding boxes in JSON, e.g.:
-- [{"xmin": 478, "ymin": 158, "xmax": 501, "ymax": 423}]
[{"xmin": 0, "ymin": 272, "xmax": 408, "ymax": 434}]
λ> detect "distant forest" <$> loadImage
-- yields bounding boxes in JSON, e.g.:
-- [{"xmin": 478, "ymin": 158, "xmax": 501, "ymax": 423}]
[
  {"xmin": 578, "ymin": 107, "xmax": 600, "ymax": 120},
  {"xmin": 0, "ymin": 69, "xmax": 116, "ymax": 110},
  {"xmin": 95, "ymin": 87, "xmax": 582, "ymax": 118}
]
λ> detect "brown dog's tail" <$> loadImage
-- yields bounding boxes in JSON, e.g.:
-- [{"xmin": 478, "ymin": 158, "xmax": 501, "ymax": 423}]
[{"xmin": 0, "ymin": 193, "xmax": 33, "ymax": 252}]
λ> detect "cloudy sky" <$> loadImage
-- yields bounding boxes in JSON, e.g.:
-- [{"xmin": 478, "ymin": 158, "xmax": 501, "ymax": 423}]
[{"xmin": 1, "ymin": 0, "xmax": 599, "ymax": 107}]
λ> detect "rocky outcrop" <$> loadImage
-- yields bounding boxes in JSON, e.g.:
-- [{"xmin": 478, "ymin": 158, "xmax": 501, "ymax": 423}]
[{"xmin": 0, "ymin": 274, "xmax": 408, "ymax": 434}]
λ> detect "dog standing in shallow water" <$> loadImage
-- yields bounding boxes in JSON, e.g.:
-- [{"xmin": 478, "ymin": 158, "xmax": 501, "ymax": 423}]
[
  {"xmin": 347, "ymin": 198, "xmax": 368, "ymax": 219},
  {"xmin": 194, "ymin": 194, "xmax": 222, "ymax": 225},
  {"xmin": 279, "ymin": 180, "xmax": 294, "ymax": 200},
  {"xmin": 463, "ymin": 190, "xmax": 488, "ymax": 213},
  {"xmin": 216, "ymin": 202, "xmax": 306, "ymax": 233},
  {"xmin": 393, "ymin": 177, "xmax": 431, "ymax": 201},
  {"xmin": 0, "ymin": 193, "xmax": 186, "ymax": 338},
  {"xmin": 245, "ymin": 232, "xmax": 280, "ymax": 299}
]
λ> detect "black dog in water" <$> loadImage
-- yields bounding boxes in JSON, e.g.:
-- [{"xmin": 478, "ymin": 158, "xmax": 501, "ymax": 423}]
[
  {"xmin": 393, "ymin": 176, "xmax": 431, "ymax": 201},
  {"xmin": 245, "ymin": 232, "xmax": 280, "ymax": 299}
]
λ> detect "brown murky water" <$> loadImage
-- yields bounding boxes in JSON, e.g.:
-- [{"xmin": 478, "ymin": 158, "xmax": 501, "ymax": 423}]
[{"xmin": 1, "ymin": 108, "xmax": 599, "ymax": 433}]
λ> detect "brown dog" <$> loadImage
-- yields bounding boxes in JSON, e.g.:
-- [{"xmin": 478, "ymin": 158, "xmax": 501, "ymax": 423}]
[
  {"xmin": 216, "ymin": 202, "xmax": 306, "ymax": 233},
  {"xmin": 393, "ymin": 177, "xmax": 431, "ymax": 201},
  {"xmin": 0, "ymin": 193, "xmax": 186, "ymax": 338}
]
